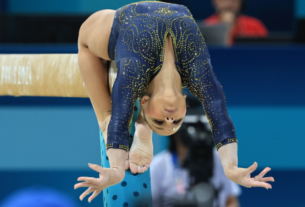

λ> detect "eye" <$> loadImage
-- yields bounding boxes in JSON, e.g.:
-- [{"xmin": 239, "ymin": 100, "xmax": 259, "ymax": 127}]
[
  {"xmin": 153, "ymin": 120, "xmax": 164, "ymax": 125},
  {"xmin": 173, "ymin": 119, "xmax": 182, "ymax": 125}
]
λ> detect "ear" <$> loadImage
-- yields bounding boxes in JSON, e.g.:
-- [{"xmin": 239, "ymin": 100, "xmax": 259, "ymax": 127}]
[
  {"xmin": 140, "ymin": 96, "xmax": 150, "ymax": 106},
  {"xmin": 183, "ymin": 94, "xmax": 187, "ymax": 99}
]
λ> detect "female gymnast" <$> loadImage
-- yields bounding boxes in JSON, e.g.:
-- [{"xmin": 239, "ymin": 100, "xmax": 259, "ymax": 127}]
[{"xmin": 74, "ymin": 1, "xmax": 274, "ymax": 205}]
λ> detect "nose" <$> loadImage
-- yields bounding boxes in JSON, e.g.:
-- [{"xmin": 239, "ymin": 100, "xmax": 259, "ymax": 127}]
[{"xmin": 165, "ymin": 117, "xmax": 175, "ymax": 123}]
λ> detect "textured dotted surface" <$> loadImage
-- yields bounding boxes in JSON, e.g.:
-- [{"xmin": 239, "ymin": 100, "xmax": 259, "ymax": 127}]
[{"xmin": 100, "ymin": 100, "xmax": 152, "ymax": 207}]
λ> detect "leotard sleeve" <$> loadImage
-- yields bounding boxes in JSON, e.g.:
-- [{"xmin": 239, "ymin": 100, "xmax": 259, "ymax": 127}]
[
  {"xmin": 106, "ymin": 58, "xmax": 140, "ymax": 151},
  {"xmin": 184, "ymin": 34, "xmax": 237, "ymax": 150}
]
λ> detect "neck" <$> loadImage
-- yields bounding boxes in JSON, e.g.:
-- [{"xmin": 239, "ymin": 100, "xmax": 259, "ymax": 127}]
[{"xmin": 148, "ymin": 35, "xmax": 181, "ymax": 96}]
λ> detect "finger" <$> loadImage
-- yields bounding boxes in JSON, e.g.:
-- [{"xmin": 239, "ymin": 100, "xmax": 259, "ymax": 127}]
[
  {"xmin": 125, "ymin": 153, "xmax": 130, "ymax": 170},
  {"xmin": 79, "ymin": 187, "xmax": 95, "ymax": 201},
  {"xmin": 88, "ymin": 163, "xmax": 104, "ymax": 173},
  {"xmin": 88, "ymin": 190, "xmax": 102, "ymax": 203},
  {"xmin": 125, "ymin": 159, "xmax": 130, "ymax": 170},
  {"xmin": 141, "ymin": 166, "xmax": 148, "ymax": 172},
  {"xmin": 256, "ymin": 176, "xmax": 275, "ymax": 182},
  {"xmin": 257, "ymin": 167, "xmax": 271, "ymax": 179},
  {"xmin": 139, "ymin": 166, "xmax": 146, "ymax": 173},
  {"xmin": 247, "ymin": 162, "xmax": 258, "ymax": 174},
  {"xmin": 74, "ymin": 182, "xmax": 98, "ymax": 189},
  {"xmin": 77, "ymin": 177, "xmax": 100, "ymax": 185},
  {"xmin": 249, "ymin": 180, "xmax": 272, "ymax": 189},
  {"xmin": 138, "ymin": 165, "xmax": 142, "ymax": 173},
  {"xmin": 129, "ymin": 162, "xmax": 138, "ymax": 174}
]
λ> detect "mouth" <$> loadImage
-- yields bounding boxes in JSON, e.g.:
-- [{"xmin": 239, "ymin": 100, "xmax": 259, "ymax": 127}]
[{"xmin": 165, "ymin": 109, "xmax": 177, "ymax": 114}]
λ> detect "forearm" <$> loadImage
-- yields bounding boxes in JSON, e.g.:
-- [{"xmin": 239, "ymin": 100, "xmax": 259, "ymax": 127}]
[
  {"xmin": 78, "ymin": 46, "xmax": 112, "ymax": 128},
  {"xmin": 218, "ymin": 142, "xmax": 238, "ymax": 177}
]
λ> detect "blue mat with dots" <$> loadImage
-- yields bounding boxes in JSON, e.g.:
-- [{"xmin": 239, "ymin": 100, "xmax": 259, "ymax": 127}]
[{"xmin": 100, "ymin": 100, "xmax": 153, "ymax": 207}]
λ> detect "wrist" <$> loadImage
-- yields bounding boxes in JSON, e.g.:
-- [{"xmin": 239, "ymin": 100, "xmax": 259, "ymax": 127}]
[
  {"xmin": 111, "ymin": 167, "xmax": 125, "ymax": 183},
  {"xmin": 224, "ymin": 165, "xmax": 238, "ymax": 178},
  {"xmin": 107, "ymin": 148, "xmax": 128, "ymax": 169}
]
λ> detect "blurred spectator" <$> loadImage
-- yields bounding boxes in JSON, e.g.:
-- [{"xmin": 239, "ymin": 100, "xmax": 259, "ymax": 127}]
[
  {"xmin": 150, "ymin": 121, "xmax": 241, "ymax": 207},
  {"xmin": 0, "ymin": 185, "xmax": 80, "ymax": 207},
  {"xmin": 204, "ymin": 0, "xmax": 268, "ymax": 45}
]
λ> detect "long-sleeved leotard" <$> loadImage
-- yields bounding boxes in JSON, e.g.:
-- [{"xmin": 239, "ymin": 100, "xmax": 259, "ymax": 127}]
[{"xmin": 106, "ymin": 1, "xmax": 237, "ymax": 151}]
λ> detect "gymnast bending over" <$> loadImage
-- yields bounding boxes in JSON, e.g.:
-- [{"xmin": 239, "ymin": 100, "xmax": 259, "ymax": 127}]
[{"xmin": 74, "ymin": 1, "xmax": 274, "ymax": 203}]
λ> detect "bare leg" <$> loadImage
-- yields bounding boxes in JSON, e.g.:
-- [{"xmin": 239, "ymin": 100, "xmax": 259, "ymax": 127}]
[{"xmin": 78, "ymin": 45, "xmax": 112, "ymax": 131}]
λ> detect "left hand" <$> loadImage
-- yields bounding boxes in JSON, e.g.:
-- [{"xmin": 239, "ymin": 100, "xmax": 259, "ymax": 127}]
[
  {"xmin": 225, "ymin": 162, "xmax": 274, "ymax": 189},
  {"xmin": 74, "ymin": 163, "xmax": 125, "ymax": 203}
]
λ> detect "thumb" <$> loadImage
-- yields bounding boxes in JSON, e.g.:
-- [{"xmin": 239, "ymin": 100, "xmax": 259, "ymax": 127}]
[
  {"xmin": 125, "ymin": 153, "xmax": 130, "ymax": 170},
  {"xmin": 247, "ymin": 162, "xmax": 258, "ymax": 174},
  {"xmin": 129, "ymin": 162, "xmax": 138, "ymax": 174},
  {"xmin": 88, "ymin": 163, "xmax": 104, "ymax": 173}
]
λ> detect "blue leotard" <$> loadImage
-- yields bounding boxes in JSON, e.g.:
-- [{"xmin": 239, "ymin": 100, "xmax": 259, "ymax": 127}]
[{"xmin": 107, "ymin": 1, "xmax": 237, "ymax": 151}]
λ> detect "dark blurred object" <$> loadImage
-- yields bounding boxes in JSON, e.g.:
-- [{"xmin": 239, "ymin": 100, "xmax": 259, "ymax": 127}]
[
  {"xmin": 170, "ymin": 120, "xmax": 215, "ymax": 207},
  {"xmin": 295, "ymin": 19, "xmax": 305, "ymax": 43},
  {"xmin": 198, "ymin": 22, "xmax": 230, "ymax": 46},
  {"xmin": 235, "ymin": 32, "xmax": 293, "ymax": 44},
  {"xmin": 0, "ymin": 185, "xmax": 80, "ymax": 207},
  {"xmin": 0, "ymin": 14, "xmax": 88, "ymax": 43},
  {"xmin": 175, "ymin": 122, "xmax": 214, "ymax": 184},
  {"xmin": 170, "ymin": 94, "xmax": 214, "ymax": 184}
]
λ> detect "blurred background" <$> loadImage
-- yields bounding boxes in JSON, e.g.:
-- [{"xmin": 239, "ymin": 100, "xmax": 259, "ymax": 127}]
[{"xmin": 0, "ymin": 0, "xmax": 305, "ymax": 206}]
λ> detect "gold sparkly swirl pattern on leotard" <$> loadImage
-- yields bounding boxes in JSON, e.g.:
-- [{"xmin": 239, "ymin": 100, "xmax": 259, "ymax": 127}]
[{"xmin": 106, "ymin": 1, "xmax": 237, "ymax": 151}]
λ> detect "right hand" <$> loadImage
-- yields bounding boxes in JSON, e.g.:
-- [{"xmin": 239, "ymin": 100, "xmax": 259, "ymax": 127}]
[
  {"xmin": 75, "ymin": 163, "xmax": 125, "ymax": 203},
  {"xmin": 75, "ymin": 148, "xmax": 127, "ymax": 202}
]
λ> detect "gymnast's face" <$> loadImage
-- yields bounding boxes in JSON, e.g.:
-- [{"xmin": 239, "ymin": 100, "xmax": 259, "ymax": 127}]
[{"xmin": 140, "ymin": 94, "xmax": 187, "ymax": 136}]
